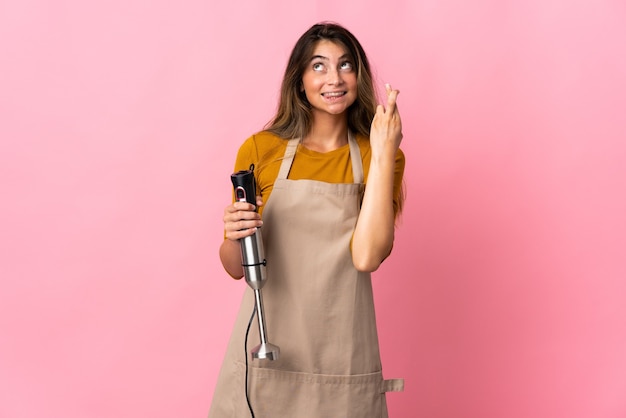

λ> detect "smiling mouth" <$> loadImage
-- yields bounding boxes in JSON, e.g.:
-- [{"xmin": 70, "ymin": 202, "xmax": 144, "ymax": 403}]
[{"xmin": 321, "ymin": 91, "xmax": 347, "ymax": 98}]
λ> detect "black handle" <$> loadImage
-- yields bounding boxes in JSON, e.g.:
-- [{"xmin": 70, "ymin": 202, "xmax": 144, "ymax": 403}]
[{"xmin": 231, "ymin": 164, "xmax": 257, "ymax": 207}]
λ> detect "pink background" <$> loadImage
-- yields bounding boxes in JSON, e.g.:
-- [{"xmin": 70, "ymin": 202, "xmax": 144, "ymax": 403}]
[{"xmin": 1, "ymin": 1, "xmax": 625, "ymax": 417}]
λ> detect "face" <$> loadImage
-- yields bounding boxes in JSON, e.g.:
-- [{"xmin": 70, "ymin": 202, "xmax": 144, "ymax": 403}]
[{"xmin": 301, "ymin": 40, "xmax": 358, "ymax": 118}]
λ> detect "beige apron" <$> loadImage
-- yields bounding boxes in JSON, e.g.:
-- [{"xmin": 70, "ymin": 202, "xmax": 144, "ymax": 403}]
[{"xmin": 209, "ymin": 133, "xmax": 403, "ymax": 418}]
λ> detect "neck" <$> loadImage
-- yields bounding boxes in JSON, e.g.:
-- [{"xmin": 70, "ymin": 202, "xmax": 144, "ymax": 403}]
[{"xmin": 302, "ymin": 113, "xmax": 349, "ymax": 152}]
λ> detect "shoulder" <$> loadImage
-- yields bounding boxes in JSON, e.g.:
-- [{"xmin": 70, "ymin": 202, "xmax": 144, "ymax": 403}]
[
  {"xmin": 238, "ymin": 130, "xmax": 281, "ymax": 149},
  {"xmin": 239, "ymin": 131, "xmax": 287, "ymax": 154},
  {"xmin": 234, "ymin": 131, "xmax": 288, "ymax": 172}
]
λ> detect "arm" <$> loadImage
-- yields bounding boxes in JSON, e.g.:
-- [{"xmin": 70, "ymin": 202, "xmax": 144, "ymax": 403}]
[
  {"xmin": 352, "ymin": 85, "xmax": 403, "ymax": 272},
  {"xmin": 219, "ymin": 196, "xmax": 264, "ymax": 279},
  {"xmin": 219, "ymin": 136, "xmax": 264, "ymax": 279}
]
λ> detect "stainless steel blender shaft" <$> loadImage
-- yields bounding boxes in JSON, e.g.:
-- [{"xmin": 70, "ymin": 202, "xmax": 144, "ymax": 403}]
[
  {"xmin": 232, "ymin": 168, "xmax": 280, "ymax": 361},
  {"xmin": 240, "ymin": 222, "xmax": 279, "ymax": 361},
  {"xmin": 251, "ymin": 288, "xmax": 279, "ymax": 360}
]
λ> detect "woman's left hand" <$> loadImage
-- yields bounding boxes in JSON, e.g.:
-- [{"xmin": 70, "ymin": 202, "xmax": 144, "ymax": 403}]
[{"xmin": 369, "ymin": 84, "xmax": 403, "ymax": 159}]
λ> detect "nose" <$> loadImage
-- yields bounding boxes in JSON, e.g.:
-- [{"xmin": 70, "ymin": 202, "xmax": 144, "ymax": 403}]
[{"xmin": 327, "ymin": 67, "xmax": 344, "ymax": 85}]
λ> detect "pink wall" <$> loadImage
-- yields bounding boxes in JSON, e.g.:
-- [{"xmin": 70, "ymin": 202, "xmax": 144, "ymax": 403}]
[{"xmin": 1, "ymin": 1, "xmax": 625, "ymax": 417}]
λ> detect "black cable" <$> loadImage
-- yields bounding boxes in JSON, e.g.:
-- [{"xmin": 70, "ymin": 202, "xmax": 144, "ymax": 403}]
[{"xmin": 244, "ymin": 304, "xmax": 257, "ymax": 418}]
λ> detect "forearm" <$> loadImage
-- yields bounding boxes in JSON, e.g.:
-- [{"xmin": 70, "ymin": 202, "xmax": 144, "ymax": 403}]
[
  {"xmin": 352, "ymin": 152, "xmax": 396, "ymax": 272},
  {"xmin": 352, "ymin": 83, "xmax": 403, "ymax": 272},
  {"xmin": 219, "ymin": 238, "xmax": 244, "ymax": 279},
  {"xmin": 220, "ymin": 195, "xmax": 264, "ymax": 280}
]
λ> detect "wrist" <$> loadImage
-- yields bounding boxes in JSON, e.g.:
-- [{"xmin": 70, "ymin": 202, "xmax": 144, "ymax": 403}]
[{"xmin": 369, "ymin": 152, "xmax": 396, "ymax": 170}]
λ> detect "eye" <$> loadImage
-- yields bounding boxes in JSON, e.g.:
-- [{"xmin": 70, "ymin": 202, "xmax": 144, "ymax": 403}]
[
  {"xmin": 312, "ymin": 62, "xmax": 325, "ymax": 72},
  {"xmin": 340, "ymin": 61, "xmax": 353, "ymax": 71}
]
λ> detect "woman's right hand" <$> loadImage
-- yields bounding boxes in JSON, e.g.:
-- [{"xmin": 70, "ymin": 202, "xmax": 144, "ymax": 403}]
[{"xmin": 222, "ymin": 196, "xmax": 264, "ymax": 241}]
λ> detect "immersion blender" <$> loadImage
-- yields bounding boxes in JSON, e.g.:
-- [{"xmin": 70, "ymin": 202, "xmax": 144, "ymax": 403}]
[{"xmin": 231, "ymin": 165, "xmax": 280, "ymax": 361}]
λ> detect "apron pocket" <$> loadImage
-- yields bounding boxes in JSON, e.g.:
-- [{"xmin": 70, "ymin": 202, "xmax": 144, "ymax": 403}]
[{"xmin": 234, "ymin": 363, "xmax": 388, "ymax": 418}]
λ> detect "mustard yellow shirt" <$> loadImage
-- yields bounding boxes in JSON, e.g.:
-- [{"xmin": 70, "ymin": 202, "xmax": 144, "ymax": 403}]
[{"xmin": 233, "ymin": 131, "xmax": 405, "ymax": 216}]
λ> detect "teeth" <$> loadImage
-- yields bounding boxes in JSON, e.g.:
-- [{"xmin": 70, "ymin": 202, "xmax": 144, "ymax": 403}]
[{"xmin": 323, "ymin": 92, "xmax": 345, "ymax": 97}]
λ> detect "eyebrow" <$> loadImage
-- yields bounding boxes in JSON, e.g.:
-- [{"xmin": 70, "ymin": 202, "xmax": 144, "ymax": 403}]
[{"xmin": 310, "ymin": 53, "xmax": 352, "ymax": 61}]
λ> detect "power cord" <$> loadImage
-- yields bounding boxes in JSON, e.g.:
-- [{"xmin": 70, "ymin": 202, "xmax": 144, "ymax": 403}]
[{"xmin": 244, "ymin": 304, "xmax": 257, "ymax": 418}]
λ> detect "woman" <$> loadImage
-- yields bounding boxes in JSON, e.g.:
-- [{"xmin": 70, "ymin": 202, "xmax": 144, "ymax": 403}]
[{"xmin": 209, "ymin": 22, "xmax": 405, "ymax": 417}]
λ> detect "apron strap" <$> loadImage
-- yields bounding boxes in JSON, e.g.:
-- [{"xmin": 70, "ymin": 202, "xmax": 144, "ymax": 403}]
[
  {"xmin": 347, "ymin": 131, "xmax": 364, "ymax": 184},
  {"xmin": 277, "ymin": 138, "xmax": 300, "ymax": 180},
  {"xmin": 380, "ymin": 378, "xmax": 405, "ymax": 393},
  {"xmin": 277, "ymin": 133, "xmax": 363, "ymax": 183}
]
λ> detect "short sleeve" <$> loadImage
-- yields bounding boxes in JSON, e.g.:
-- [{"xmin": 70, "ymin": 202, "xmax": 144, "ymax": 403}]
[
  {"xmin": 233, "ymin": 136, "xmax": 260, "ymax": 174},
  {"xmin": 392, "ymin": 148, "xmax": 406, "ymax": 216}
]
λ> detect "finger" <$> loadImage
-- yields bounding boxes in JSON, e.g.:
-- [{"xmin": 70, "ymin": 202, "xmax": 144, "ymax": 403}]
[
  {"xmin": 231, "ymin": 201, "xmax": 257, "ymax": 212},
  {"xmin": 386, "ymin": 89, "xmax": 399, "ymax": 112},
  {"xmin": 223, "ymin": 207, "xmax": 260, "ymax": 226},
  {"xmin": 225, "ymin": 226, "xmax": 259, "ymax": 241},
  {"xmin": 256, "ymin": 196, "xmax": 264, "ymax": 207},
  {"xmin": 385, "ymin": 83, "xmax": 400, "ymax": 99},
  {"xmin": 393, "ymin": 100, "xmax": 400, "ymax": 117},
  {"xmin": 224, "ymin": 214, "xmax": 263, "ymax": 236},
  {"xmin": 226, "ymin": 218, "xmax": 263, "ymax": 231},
  {"xmin": 384, "ymin": 84, "xmax": 393, "ymax": 111},
  {"xmin": 225, "ymin": 209, "xmax": 261, "ymax": 223}
]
